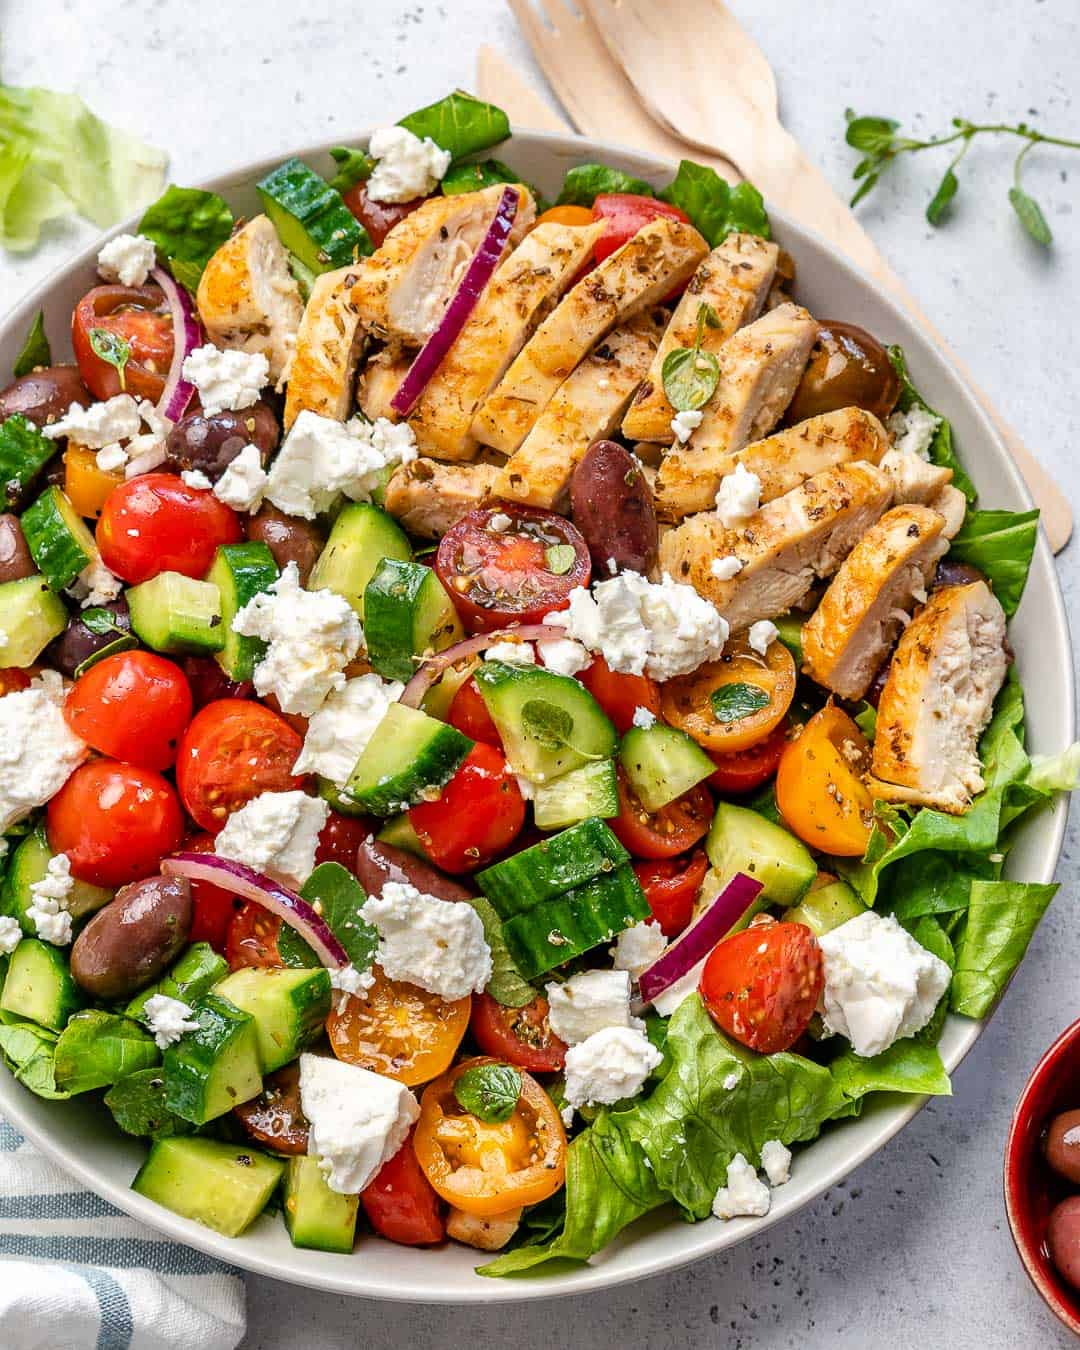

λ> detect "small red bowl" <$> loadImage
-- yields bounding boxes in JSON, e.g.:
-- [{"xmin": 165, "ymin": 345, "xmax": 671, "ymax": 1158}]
[{"xmin": 1005, "ymin": 1016, "xmax": 1080, "ymax": 1337}]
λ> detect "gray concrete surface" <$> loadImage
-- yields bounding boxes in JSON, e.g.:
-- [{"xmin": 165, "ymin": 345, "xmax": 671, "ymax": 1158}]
[{"xmin": 2, "ymin": 0, "xmax": 1079, "ymax": 1343}]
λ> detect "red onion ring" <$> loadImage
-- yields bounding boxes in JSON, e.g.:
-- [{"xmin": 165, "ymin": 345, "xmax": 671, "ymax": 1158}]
[
  {"xmin": 151, "ymin": 265, "xmax": 202, "ymax": 424},
  {"xmin": 399, "ymin": 622, "xmax": 575, "ymax": 708},
  {"xmin": 638, "ymin": 872, "xmax": 763, "ymax": 1005}
]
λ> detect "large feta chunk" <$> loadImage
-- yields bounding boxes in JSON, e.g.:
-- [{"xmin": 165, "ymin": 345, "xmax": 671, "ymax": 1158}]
[
  {"xmin": 213, "ymin": 443, "xmax": 268, "ymax": 514},
  {"xmin": 97, "ymin": 232, "xmax": 156, "ymax": 287},
  {"xmin": 366, "ymin": 126, "xmax": 452, "ymax": 204},
  {"xmin": 27, "ymin": 851, "xmax": 75, "ymax": 946},
  {"xmin": 265, "ymin": 411, "xmax": 416, "ymax": 521},
  {"xmin": 0, "ymin": 680, "xmax": 88, "ymax": 832},
  {"xmin": 610, "ymin": 920, "xmax": 666, "ymax": 981},
  {"xmin": 213, "ymin": 789, "xmax": 329, "ymax": 889},
  {"xmin": 182, "ymin": 344, "xmax": 269, "ymax": 416},
  {"xmin": 360, "ymin": 881, "xmax": 491, "ymax": 1001},
  {"xmin": 545, "ymin": 970, "xmax": 642, "ymax": 1046},
  {"xmin": 292, "ymin": 673, "xmax": 404, "ymax": 787},
  {"xmin": 43, "ymin": 396, "xmax": 143, "ymax": 449},
  {"xmin": 712, "ymin": 1152, "xmax": 771, "ymax": 1220},
  {"xmin": 562, "ymin": 1025, "xmax": 662, "ymax": 1108}
]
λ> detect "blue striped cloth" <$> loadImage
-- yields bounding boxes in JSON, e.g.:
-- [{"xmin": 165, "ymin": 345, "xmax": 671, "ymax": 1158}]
[{"xmin": 0, "ymin": 1116, "xmax": 245, "ymax": 1350}]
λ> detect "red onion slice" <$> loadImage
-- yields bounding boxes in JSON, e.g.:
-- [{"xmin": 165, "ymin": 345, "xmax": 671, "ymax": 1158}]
[
  {"xmin": 162, "ymin": 853, "xmax": 348, "ymax": 968},
  {"xmin": 638, "ymin": 872, "xmax": 763, "ymax": 1006},
  {"xmin": 391, "ymin": 186, "xmax": 520, "ymax": 416},
  {"xmin": 399, "ymin": 622, "xmax": 573, "ymax": 708},
  {"xmin": 151, "ymin": 265, "xmax": 202, "ymax": 424}
]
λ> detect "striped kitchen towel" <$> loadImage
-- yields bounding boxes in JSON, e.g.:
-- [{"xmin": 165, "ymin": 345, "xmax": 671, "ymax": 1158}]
[{"xmin": 0, "ymin": 1117, "xmax": 245, "ymax": 1350}]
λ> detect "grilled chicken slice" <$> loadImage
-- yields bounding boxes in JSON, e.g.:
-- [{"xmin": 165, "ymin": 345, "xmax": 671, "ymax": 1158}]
[
  {"xmin": 868, "ymin": 580, "xmax": 1008, "ymax": 813},
  {"xmin": 445, "ymin": 1206, "xmax": 522, "ymax": 1252},
  {"xmin": 879, "ymin": 448, "xmax": 966, "ymax": 537},
  {"xmin": 283, "ymin": 264, "xmax": 368, "ymax": 430},
  {"xmin": 473, "ymin": 218, "xmax": 708, "ymax": 455},
  {"xmin": 196, "ymin": 215, "xmax": 304, "ymax": 387},
  {"xmin": 350, "ymin": 185, "xmax": 536, "ymax": 347},
  {"xmin": 655, "ymin": 303, "xmax": 819, "ymax": 520},
  {"xmin": 730, "ymin": 407, "xmax": 889, "ymax": 507},
  {"xmin": 408, "ymin": 221, "xmax": 603, "ymax": 462},
  {"xmin": 494, "ymin": 313, "xmax": 664, "ymax": 509},
  {"xmin": 659, "ymin": 460, "xmax": 892, "ymax": 631},
  {"xmin": 622, "ymin": 233, "xmax": 779, "ymax": 443},
  {"xmin": 383, "ymin": 457, "xmax": 499, "ymax": 538},
  {"xmin": 802, "ymin": 504, "xmax": 949, "ymax": 700},
  {"xmin": 357, "ymin": 351, "xmax": 409, "ymax": 422}
]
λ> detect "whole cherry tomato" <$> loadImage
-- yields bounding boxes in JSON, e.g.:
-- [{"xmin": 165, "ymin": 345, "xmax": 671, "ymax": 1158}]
[
  {"xmin": 72, "ymin": 284, "xmax": 175, "ymax": 402},
  {"xmin": 360, "ymin": 1130, "xmax": 445, "ymax": 1246},
  {"xmin": 708, "ymin": 722, "xmax": 789, "ymax": 796},
  {"xmin": 469, "ymin": 992, "xmax": 567, "ymax": 1073},
  {"xmin": 447, "ymin": 675, "xmax": 502, "ymax": 747},
  {"xmin": 408, "ymin": 744, "xmax": 525, "ymax": 873},
  {"xmin": 577, "ymin": 654, "xmax": 660, "ymax": 735},
  {"xmin": 181, "ymin": 833, "xmax": 241, "ymax": 952},
  {"xmin": 64, "ymin": 650, "xmax": 192, "ymax": 770},
  {"xmin": 591, "ymin": 194, "xmax": 691, "ymax": 265},
  {"xmin": 633, "ymin": 848, "xmax": 708, "ymax": 938},
  {"xmin": 608, "ymin": 767, "xmax": 712, "ymax": 859},
  {"xmin": 96, "ymin": 473, "xmax": 242, "ymax": 583},
  {"xmin": 342, "ymin": 182, "xmax": 426, "ymax": 248}
]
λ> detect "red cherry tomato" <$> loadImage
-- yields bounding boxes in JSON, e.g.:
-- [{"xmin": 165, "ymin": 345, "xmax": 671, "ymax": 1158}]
[
  {"xmin": 64, "ymin": 651, "xmax": 192, "ymax": 770},
  {"xmin": 577, "ymin": 654, "xmax": 661, "ymax": 736},
  {"xmin": 361, "ymin": 1130, "xmax": 445, "ymax": 1246},
  {"xmin": 182, "ymin": 833, "xmax": 241, "ymax": 952},
  {"xmin": 0, "ymin": 669, "xmax": 31, "ymax": 696},
  {"xmin": 176, "ymin": 700, "xmax": 306, "ymax": 833},
  {"xmin": 708, "ymin": 722, "xmax": 789, "ymax": 795},
  {"xmin": 435, "ymin": 505, "xmax": 590, "ymax": 634},
  {"xmin": 226, "ymin": 900, "xmax": 284, "ymax": 970},
  {"xmin": 96, "ymin": 473, "xmax": 242, "ymax": 584},
  {"xmin": 591, "ymin": 194, "xmax": 691, "ymax": 265},
  {"xmin": 408, "ymin": 744, "xmax": 525, "ymax": 873},
  {"xmin": 342, "ymin": 182, "xmax": 427, "ymax": 248},
  {"xmin": 608, "ymin": 767, "xmax": 712, "ymax": 859},
  {"xmin": 72, "ymin": 284, "xmax": 176, "ymax": 402},
  {"xmin": 447, "ymin": 675, "xmax": 502, "ymax": 747},
  {"xmin": 315, "ymin": 811, "xmax": 373, "ymax": 871},
  {"xmin": 699, "ymin": 919, "xmax": 824, "ymax": 1054},
  {"xmin": 469, "ymin": 992, "xmax": 567, "ymax": 1073},
  {"xmin": 633, "ymin": 848, "xmax": 708, "ymax": 938},
  {"xmin": 47, "ymin": 759, "xmax": 185, "ymax": 887}
]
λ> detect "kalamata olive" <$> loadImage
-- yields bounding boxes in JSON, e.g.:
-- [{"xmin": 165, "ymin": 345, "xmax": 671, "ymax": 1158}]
[
  {"xmin": 0, "ymin": 365, "xmax": 90, "ymax": 427},
  {"xmin": 0, "ymin": 514, "xmax": 35, "ymax": 584},
  {"xmin": 69, "ymin": 875, "xmax": 192, "ymax": 999},
  {"xmin": 933, "ymin": 559, "xmax": 987, "ymax": 591},
  {"xmin": 162, "ymin": 402, "xmax": 279, "ymax": 481},
  {"xmin": 1048, "ymin": 1195, "xmax": 1080, "ymax": 1292},
  {"xmin": 1043, "ymin": 1110, "xmax": 1080, "ymax": 1184},
  {"xmin": 247, "ymin": 505, "xmax": 325, "ymax": 585},
  {"xmin": 354, "ymin": 837, "xmax": 474, "ymax": 904},
  {"xmin": 44, "ymin": 598, "xmax": 131, "ymax": 679},
  {"xmin": 786, "ymin": 321, "xmax": 901, "ymax": 425},
  {"xmin": 233, "ymin": 1063, "xmax": 309, "ymax": 1154},
  {"xmin": 570, "ymin": 440, "xmax": 658, "ymax": 575},
  {"xmin": 180, "ymin": 655, "xmax": 252, "ymax": 708}
]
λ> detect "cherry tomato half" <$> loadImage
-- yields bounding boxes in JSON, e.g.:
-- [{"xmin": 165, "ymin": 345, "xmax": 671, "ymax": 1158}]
[
  {"xmin": 435, "ymin": 505, "xmax": 590, "ymax": 634},
  {"xmin": 408, "ymin": 744, "xmax": 525, "ymax": 873},
  {"xmin": 47, "ymin": 759, "xmax": 184, "ymax": 887},
  {"xmin": 534, "ymin": 204, "xmax": 595, "ymax": 229},
  {"xmin": 342, "ymin": 182, "xmax": 426, "ymax": 248},
  {"xmin": 64, "ymin": 650, "xmax": 192, "ymax": 770},
  {"xmin": 577, "ymin": 654, "xmax": 660, "ymax": 736},
  {"xmin": 361, "ymin": 1130, "xmax": 445, "ymax": 1246},
  {"xmin": 447, "ymin": 674, "xmax": 502, "ymax": 747},
  {"xmin": 72, "ymin": 284, "xmax": 175, "ymax": 402},
  {"xmin": 182, "ymin": 833, "xmax": 241, "ymax": 952},
  {"xmin": 708, "ymin": 722, "xmax": 789, "ymax": 796},
  {"xmin": 176, "ymin": 700, "xmax": 306, "ymax": 833},
  {"xmin": 226, "ymin": 900, "xmax": 284, "ymax": 970},
  {"xmin": 591, "ymin": 194, "xmax": 691, "ymax": 265},
  {"xmin": 469, "ymin": 992, "xmax": 567, "ymax": 1073},
  {"xmin": 633, "ymin": 848, "xmax": 709, "ymax": 938},
  {"xmin": 96, "ymin": 473, "xmax": 242, "ymax": 584},
  {"xmin": 775, "ymin": 704, "xmax": 874, "ymax": 858},
  {"xmin": 234, "ymin": 1063, "xmax": 308, "ymax": 1155},
  {"xmin": 661, "ymin": 637, "xmax": 796, "ymax": 756},
  {"xmin": 608, "ymin": 767, "xmax": 712, "ymax": 859},
  {"xmin": 315, "ymin": 811, "xmax": 374, "ymax": 872},
  {"xmin": 699, "ymin": 918, "xmax": 824, "ymax": 1054}
]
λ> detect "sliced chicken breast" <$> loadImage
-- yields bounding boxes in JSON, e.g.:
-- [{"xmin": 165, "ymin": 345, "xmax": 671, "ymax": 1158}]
[
  {"xmin": 283, "ymin": 264, "xmax": 368, "ymax": 430},
  {"xmin": 802, "ymin": 504, "xmax": 949, "ymax": 700},
  {"xmin": 473, "ymin": 217, "xmax": 708, "ymax": 455},
  {"xmin": 659, "ymin": 460, "xmax": 892, "ymax": 631},
  {"xmin": 494, "ymin": 313, "xmax": 664, "ymax": 509},
  {"xmin": 196, "ymin": 215, "xmax": 304, "ymax": 387},
  {"xmin": 350, "ymin": 184, "xmax": 536, "ymax": 347},
  {"xmin": 879, "ymin": 447, "xmax": 967, "ymax": 537},
  {"xmin": 868, "ymin": 580, "xmax": 1008, "ymax": 813},
  {"xmin": 383, "ymin": 458, "xmax": 499, "ymax": 538},
  {"xmin": 731, "ymin": 407, "xmax": 889, "ymax": 507},
  {"xmin": 622, "ymin": 233, "xmax": 779, "ymax": 443},
  {"xmin": 357, "ymin": 351, "xmax": 409, "ymax": 422},
  {"xmin": 408, "ymin": 221, "xmax": 604, "ymax": 462},
  {"xmin": 655, "ymin": 303, "xmax": 819, "ymax": 520}
]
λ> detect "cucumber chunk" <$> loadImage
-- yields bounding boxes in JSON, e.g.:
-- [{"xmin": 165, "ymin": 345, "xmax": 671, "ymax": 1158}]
[
  {"xmin": 127, "ymin": 571, "xmax": 224, "ymax": 655},
  {"xmin": 207, "ymin": 542, "xmax": 279, "ymax": 679},
  {"xmin": 308, "ymin": 502, "xmax": 411, "ymax": 620},
  {"xmin": 20, "ymin": 485, "xmax": 96, "ymax": 590},
  {"xmin": 363, "ymin": 558, "xmax": 464, "ymax": 683},
  {"xmin": 342, "ymin": 702, "xmax": 472, "ymax": 815},
  {"xmin": 772, "ymin": 614, "xmax": 804, "ymax": 667},
  {"xmin": 257, "ymin": 158, "xmax": 368, "ymax": 274},
  {"xmin": 787, "ymin": 880, "xmax": 867, "ymax": 937},
  {"xmin": 2, "ymin": 824, "xmax": 113, "ymax": 933},
  {"xmin": 0, "ymin": 939, "xmax": 82, "ymax": 1031},
  {"xmin": 283, "ymin": 1155, "xmax": 359, "ymax": 1253},
  {"xmin": 706, "ymin": 801, "xmax": 816, "ymax": 906},
  {"xmin": 132, "ymin": 1136, "xmax": 283, "ymax": 1237},
  {"xmin": 0, "ymin": 414, "xmax": 57, "ymax": 506},
  {"xmin": 619, "ymin": 723, "xmax": 715, "ymax": 812},
  {"xmin": 375, "ymin": 813, "xmax": 430, "ymax": 859},
  {"xmin": 0, "ymin": 575, "xmax": 68, "ymax": 666},
  {"xmin": 126, "ymin": 942, "xmax": 229, "ymax": 1023},
  {"xmin": 214, "ymin": 966, "xmax": 330, "ymax": 1072},
  {"xmin": 475, "ymin": 661, "xmax": 615, "ymax": 784},
  {"xmin": 163, "ymin": 993, "xmax": 262, "ymax": 1124},
  {"xmin": 532, "ymin": 760, "xmax": 619, "ymax": 831},
  {"xmin": 476, "ymin": 817, "xmax": 629, "ymax": 920}
]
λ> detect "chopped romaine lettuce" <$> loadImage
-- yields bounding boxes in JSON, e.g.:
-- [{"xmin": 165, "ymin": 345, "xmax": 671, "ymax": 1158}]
[
  {"xmin": 398, "ymin": 91, "xmax": 510, "ymax": 161},
  {"xmin": 555, "ymin": 163, "xmax": 655, "ymax": 207},
  {"xmin": 950, "ymin": 880, "xmax": 1058, "ymax": 1018},
  {"xmin": 947, "ymin": 507, "xmax": 1040, "ymax": 617},
  {"xmin": 660, "ymin": 160, "xmax": 770, "ymax": 245},
  {"xmin": 137, "ymin": 185, "xmax": 234, "ymax": 292}
]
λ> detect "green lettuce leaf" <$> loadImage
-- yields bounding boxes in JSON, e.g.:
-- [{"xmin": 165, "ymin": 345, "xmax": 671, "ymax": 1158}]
[
  {"xmin": 1027, "ymin": 742, "xmax": 1080, "ymax": 792},
  {"xmin": 946, "ymin": 508, "xmax": 1040, "ymax": 617},
  {"xmin": 828, "ymin": 1037, "xmax": 952, "ymax": 1097},
  {"xmin": 462, "ymin": 893, "xmax": 536, "ymax": 1008},
  {"xmin": 53, "ymin": 1010, "xmax": 159, "ymax": 1094},
  {"xmin": 0, "ymin": 1021, "xmax": 69, "ymax": 1099},
  {"xmin": 556, "ymin": 163, "xmax": 655, "ymax": 207},
  {"xmin": 13, "ymin": 310, "xmax": 50, "ymax": 377},
  {"xmin": 137, "ymin": 185, "xmax": 233, "ymax": 292},
  {"xmin": 950, "ymin": 879, "xmax": 1058, "ymax": 1018},
  {"xmin": 104, "ymin": 1066, "xmax": 194, "ymax": 1139},
  {"xmin": 399, "ymin": 91, "xmax": 509, "ymax": 160},
  {"xmin": 887, "ymin": 345, "xmax": 976, "ymax": 503},
  {"xmin": 660, "ymin": 161, "xmax": 770, "ymax": 245}
]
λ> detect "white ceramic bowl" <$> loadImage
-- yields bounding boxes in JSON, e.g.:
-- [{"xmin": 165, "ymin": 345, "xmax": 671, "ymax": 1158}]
[{"xmin": 0, "ymin": 131, "xmax": 1073, "ymax": 1303}]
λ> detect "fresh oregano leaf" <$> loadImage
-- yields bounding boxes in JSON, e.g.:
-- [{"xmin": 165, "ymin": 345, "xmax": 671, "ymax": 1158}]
[
  {"xmin": 79, "ymin": 606, "xmax": 125, "ymax": 637},
  {"xmin": 926, "ymin": 166, "xmax": 959, "ymax": 225},
  {"xmin": 545, "ymin": 544, "xmax": 576, "ymax": 575},
  {"xmin": 88, "ymin": 328, "xmax": 131, "ymax": 390},
  {"xmin": 13, "ymin": 310, "xmax": 50, "ymax": 378},
  {"xmin": 521, "ymin": 699, "xmax": 575, "ymax": 751},
  {"xmin": 710, "ymin": 681, "xmax": 770, "ymax": 724},
  {"xmin": 1008, "ymin": 186, "xmax": 1052, "ymax": 245},
  {"xmin": 662, "ymin": 346, "xmax": 719, "ymax": 413},
  {"xmin": 453, "ymin": 1062, "xmax": 522, "ymax": 1123},
  {"xmin": 844, "ymin": 114, "xmax": 900, "ymax": 155}
]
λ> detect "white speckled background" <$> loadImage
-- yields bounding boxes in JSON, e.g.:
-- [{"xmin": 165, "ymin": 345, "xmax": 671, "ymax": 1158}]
[{"xmin": 3, "ymin": 0, "xmax": 1079, "ymax": 1343}]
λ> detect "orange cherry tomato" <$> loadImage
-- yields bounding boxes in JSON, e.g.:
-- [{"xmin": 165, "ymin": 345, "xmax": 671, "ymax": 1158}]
[
  {"xmin": 577, "ymin": 653, "xmax": 661, "ymax": 736},
  {"xmin": 96, "ymin": 473, "xmax": 242, "ymax": 584},
  {"xmin": 608, "ymin": 766, "xmax": 712, "ymax": 859},
  {"xmin": 408, "ymin": 744, "xmax": 525, "ymax": 874},
  {"xmin": 361, "ymin": 1130, "xmax": 445, "ymax": 1246},
  {"xmin": 64, "ymin": 650, "xmax": 193, "ymax": 770},
  {"xmin": 707, "ymin": 722, "xmax": 789, "ymax": 796},
  {"xmin": 534, "ymin": 204, "xmax": 595, "ymax": 229},
  {"xmin": 414, "ymin": 1057, "xmax": 567, "ymax": 1217},
  {"xmin": 661, "ymin": 637, "xmax": 796, "ymax": 755},
  {"xmin": 469, "ymin": 993, "xmax": 567, "ymax": 1073},
  {"xmin": 775, "ymin": 704, "xmax": 874, "ymax": 858},
  {"xmin": 326, "ymin": 965, "xmax": 471, "ymax": 1087},
  {"xmin": 64, "ymin": 445, "xmax": 123, "ymax": 518}
]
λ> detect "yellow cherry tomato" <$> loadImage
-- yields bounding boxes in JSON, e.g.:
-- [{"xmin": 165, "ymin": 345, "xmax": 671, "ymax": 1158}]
[
  {"xmin": 661, "ymin": 636, "xmax": 797, "ymax": 754},
  {"xmin": 775, "ymin": 703, "xmax": 874, "ymax": 857},
  {"xmin": 533, "ymin": 204, "xmax": 595, "ymax": 228}
]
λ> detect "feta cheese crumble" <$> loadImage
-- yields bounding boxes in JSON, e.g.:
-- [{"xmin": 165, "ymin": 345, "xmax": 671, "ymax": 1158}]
[
  {"xmin": 44, "ymin": 395, "xmax": 142, "ymax": 450},
  {"xmin": 760, "ymin": 1138, "xmax": 792, "ymax": 1187},
  {"xmin": 887, "ymin": 405, "xmax": 941, "ymax": 460},
  {"xmin": 292, "ymin": 673, "xmax": 403, "ymax": 787},
  {"xmin": 722, "ymin": 1071, "xmax": 741, "ymax": 1091},
  {"xmin": 631, "ymin": 705, "xmax": 657, "ymax": 729},
  {"xmin": 545, "ymin": 970, "xmax": 642, "ymax": 1046},
  {"xmin": 747, "ymin": 619, "xmax": 778, "ymax": 656},
  {"xmin": 670, "ymin": 408, "xmax": 703, "ymax": 444},
  {"xmin": 535, "ymin": 635, "xmax": 591, "ymax": 678},
  {"xmin": 610, "ymin": 920, "xmax": 666, "ymax": 981},
  {"xmin": 366, "ymin": 126, "xmax": 452, "ymax": 204},
  {"xmin": 818, "ymin": 911, "xmax": 951, "ymax": 1057},
  {"xmin": 0, "ymin": 915, "xmax": 22, "ymax": 957},
  {"xmin": 213, "ymin": 443, "xmax": 268, "ymax": 514},
  {"xmin": 27, "ymin": 852, "xmax": 74, "ymax": 946},
  {"xmin": 485, "ymin": 640, "xmax": 536, "ymax": 666},
  {"xmin": 710, "ymin": 554, "xmax": 743, "ymax": 581},
  {"xmin": 488, "ymin": 511, "xmax": 513, "ymax": 532},
  {"xmin": 563, "ymin": 1026, "xmax": 662, "ymax": 1109},
  {"xmin": 214, "ymin": 789, "xmax": 329, "ymax": 890},
  {"xmin": 361, "ymin": 881, "xmax": 492, "ymax": 1001},
  {"xmin": 182, "ymin": 344, "xmax": 270, "ymax": 416},
  {"xmin": 181, "ymin": 469, "xmax": 213, "ymax": 490},
  {"xmin": 329, "ymin": 963, "xmax": 376, "ymax": 1012},
  {"xmin": 712, "ymin": 1152, "xmax": 772, "ymax": 1220},
  {"xmin": 265, "ymin": 411, "xmax": 417, "ymax": 521},
  {"xmin": 299, "ymin": 1053, "xmax": 419, "ymax": 1194},
  {"xmin": 714, "ymin": 463, "xmax": 762, "ymax": 527},
  {"xmin": 233, "ymin": 562, "xmax": 363, "ymax": 716},
  {"xmin": 97, "ymin": 232, "xmax": 156, "ymax": 287},
  {"xmin": 0, "ymin": 680, "xmax": 87, "ymax": 832},
  {"xmin": 142, "ymin": 994, "xmax": 200, "ymax": 1050}
]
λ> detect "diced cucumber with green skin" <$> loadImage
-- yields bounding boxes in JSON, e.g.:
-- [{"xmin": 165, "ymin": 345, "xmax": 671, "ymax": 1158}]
[
  {"xmin": 618, "ymin": 723, "xmax": 715, "ymax": 812},
  {"xmin": 376, "ymin": 813, "xmax": 430, "ymax": 859},
  {"xmin": 127, "ymin": 571, "xmax": 224, "ymax": 655},
  {"xmin": 342, "ymin": 702, "xmax": 473, "ymax": 816},
  {"xmin": 773, "ymin": 615, "xmax": 804, "ymax": 667},
  {"xmin": 2, "ymin": 824, "xmax": 113, "ymax": 933},
  {"xmin": 163, "ymin": 994, "xmax": 263, "ymax": 1124},
  {"xmin": 257, "ymin": 158, "xmax": 368, "ymax": 273},
  {"xmin": 284, "ymin": 1155, "xmax": 359, "ymax": 1253},
  {"xmin": 477, "ymin": 818, "xmax": 629, "ymax": 920},
  {"xmin": 20, "ymin": 486, "xmax": 96, "ymax": 590},
  {"xmin": 308, "ymin": 502, "xmax": 411, "ymax": 620},
  {"xmin": 787, "ymin": 880, "xmax": 866, "ymax": 937},
  {"xmin": 475, "ymin": 661, "xmax": 616, "ymax": 784},
  {"xmin": 213, "ymin": 967, "xmax": 331, "ymax": 1072},
  {"xmin": 532, "ymin": 760, "xmax": 619, "ymax": 831},
  {"xmin": 363, "ymin": 558, "xmax": 464, "ymax": 683},
  {"xmin": 126, "ymin": 943, "xmax": 229, "ymax": 1023},
  {"xmin": 421, "ymin": 657, "xmax": 476, "ymax": 723},
  {"xmin": 0, "ymin": 575, "xmax": 68, "ymax": 666},
  {"xmin": 0, "ymin": 940, "xmax": 83, "ymax": 1031},
  {"xmin": 54, "ymin": 1010, "xmax": 160, "ymax": 1094},
  {"xmin": 0, "ymin": 414, "xmax": 58, "ymax": 507},
  {"xmin": 317, "ymin": 776, "xmax": 368, "ymax": 817},
  {"xmin": 501, "ymin": 866, "xmax": 650, "ymax": 979},
  {"xmin": 207, "ymin": 542, "xmax": 279, "ymax": 679},
  {"xmin": 706, "ymin": 801, "xmax": 816, "ymax": 906},
  {"xmin": 132, "ymin": 1136, "xmax": 284, "ymax": 1237}
]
